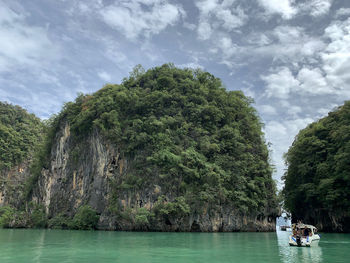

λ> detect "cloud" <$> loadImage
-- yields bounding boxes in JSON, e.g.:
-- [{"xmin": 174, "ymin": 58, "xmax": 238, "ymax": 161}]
[
  {"xmin": 100, "ymin": 0, "xmax": 185, "ymax": 40},
  {"xmin": 256, "ymin": 0, "xmax": 332, "ymax": 19},
  {"xmin": 237, "ymin": 26, "xmax": 326, "ymax": 65},
  {"xmin": 297, "ymin": 67, "xmax": 331, "ymax": 94},
  {"xmin": 302, "ymin": 0, "xmax": 333, "ymax": 17},
  {"xmin": 259, "ymin": 104, "xmax": 277, "ymax": 115},
  {"xmin": 259, "ymin": 18, "xmax": 350, "ymax": 100},
  {"xmin": 176, "ymin": 62, "xmax": 204, "ymax": 69},
  {"xmin": 219, "ymin": 36, "xmax": 238, "ymax": 58},
  {"xmin": 197, "ymin": 20, "xmax": 213, "ymax": 40},
  {"xmin": 265, "ymin": 117, "xmax": 314, "ymax": 185},
  {"xmin": 256, "ymin": 0, "xmax": 297, "ymax": 20},
  {"xmin": 262, "ymin": 66, "xmax": 334, "ymax": 99},
  {"xmin": 195, "ymin": 0, "xmax": 247, "ymax": 40},
  {"xmin": 270, "ymin": 25, "xmax": 325, "ymax": 60},
  {"xmin": 98, "ymin": 71, "xmax": 112, "ymax": 82},
  {"xmin": 0, "ymin": 4, "xmax": 58, "ymax": 73},
  {"xmin": 261, "ymin": 67, "xmax": 300, "ymax": 99},
  {"xmin": 322, "ymin": 18, "xmax": 350, "ymax": 97},
  {"xmin": 335, "ymin": 8, "xmax": 350, "ymax": 18}
]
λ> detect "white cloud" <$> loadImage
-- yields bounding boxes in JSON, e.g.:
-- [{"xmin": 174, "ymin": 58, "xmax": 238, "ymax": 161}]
[
  {"xmin": 322, "ymin": 18, "xmax": 350, "ymax": 97},
  {"xmin": 246, "ymin": 33, "xmax": 272, "ymax": 46},
  {"xmin": 261, "ymin": 67, "xmax": 300, "ymax": 99},
  {"xmin": 100, "ymin": 0, "xmax": 184, "ymax": 40},
  {"xmin": 257, "ymin": 0, "xmax": 297, "ymax": 20},
  {"xmin": 259, "ymin": 104, "xmax": 277, "ymax": 115},
  {"xmin": 247, "ymin": 26, "xmax": 325, "ymax": 64},
  {"xmin": 0, "ymin": 4, "xmax": 58, "ymax": 72},
  {"xmin": 272, "ymin": 26, "xmax": 326, "ymax": 58},
  {"xmin": 258, "ymin": 18, "xmax": 350, "ymax": 100},
  {"xmin": 176, "ymin": 62, "xmax": 204, "ymax": 69},
  {"xmin": 262, "ymin": 66, "xmax": 334, "ymax": 99},
  {"xmin": 297, "ymin": 67, "xmax": 331, "ymax": 94},
  {"xmin": 98, "ymin": 71, "xmax": 112, "ymax": 82},
  {"xmin": 273, "ymin": 25, "xmax": 302, "ymax": 43},
  {"xmin": 183, "ymin": 22, "xmax": 196, "ymax": 31},
  {"xmin": 265, "ymin": 117, "xmax": 314, "ymax": 185},
  {"xmin": 197, "ymin": 20, "xmax": 213, "ymax": 40},
  {"xmin": 299, "ymin": 0, "xmax": 333, "ymax": 17},
  {"xmin": 335, "ymin": 8, "xmax": 350, "ymax": 18},
  {"xmin": 317, "ymin": 104, "xmax": 338, "ymax": 116},
  {"xmin": 287, "ymin": 105, "xmax": 302, "ymax": 117},
  {"xmin": 195, "ymin": 0, "xmax": 247, "ymax": 40},
  {"xmin": 219, "ymin": 36, "xmax": 238, "ymax": 58}
]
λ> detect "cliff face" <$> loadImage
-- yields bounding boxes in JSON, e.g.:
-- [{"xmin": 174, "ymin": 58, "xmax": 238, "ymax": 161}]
[
  {"xmin": 0, "ymin": 162, "xmax": 30, "ymax": 208},
  {"xmin": 30, "ymin": 121, "xmax": 276, "ymax": 231}
]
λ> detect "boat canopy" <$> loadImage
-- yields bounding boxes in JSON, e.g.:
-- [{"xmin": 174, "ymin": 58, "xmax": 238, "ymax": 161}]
[{"xmin": 292, "ymin": 223, "xmax": 317, "ymax": 230}]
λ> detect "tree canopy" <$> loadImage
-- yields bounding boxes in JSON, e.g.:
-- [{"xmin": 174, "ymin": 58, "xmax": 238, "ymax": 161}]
[{"xmin": 0, "ymin": 102, "xmax": 44, "ymax": 170}]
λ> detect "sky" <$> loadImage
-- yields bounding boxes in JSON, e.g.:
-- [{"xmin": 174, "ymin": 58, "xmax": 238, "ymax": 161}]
[{"xmin": 1, "ymin": 0, "xmax": 350, "ymax": 188}]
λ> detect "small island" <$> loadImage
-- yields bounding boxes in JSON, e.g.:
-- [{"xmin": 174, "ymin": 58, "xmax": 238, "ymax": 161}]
[
  {"xmin": 283, "ymin": 101, "xmax": 350, "ymax": 232},
  {"xmin": 0, "ymin": 65, "xmax": 278, "ymax": 231}
]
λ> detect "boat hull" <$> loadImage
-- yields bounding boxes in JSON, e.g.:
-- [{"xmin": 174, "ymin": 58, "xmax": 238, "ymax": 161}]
[{"xmin": 289, "ymin": 234, "xmax": 320, "ymax": 247}]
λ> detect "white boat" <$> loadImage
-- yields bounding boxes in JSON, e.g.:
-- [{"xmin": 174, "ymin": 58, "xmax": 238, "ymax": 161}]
[
  {"xmin": 289, "ymin": 223, "xmax": 320, "ymax": 247},
  {"xmin": 280, "ymin": 225, "xmax": 292, "ymax": 231}
]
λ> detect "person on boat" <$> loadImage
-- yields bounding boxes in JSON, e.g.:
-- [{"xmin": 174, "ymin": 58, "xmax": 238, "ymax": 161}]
[{"xmin": 303, "ymin": 228, "xmax": 310, "ymax": 237}]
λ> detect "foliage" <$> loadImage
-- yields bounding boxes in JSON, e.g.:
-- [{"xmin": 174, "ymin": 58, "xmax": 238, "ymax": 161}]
[
  {"xmin": 0, "ymin": 102, "xmax": 44, "ymax": 170},
  {"xmin": 283, "ymin": 101, "xmax": 350, "ymax": 225},
  {"xmin": 48, "ymin": 213, "xmax": 73, "ymax": 229},
  {"xmin": 71, "ymin": 205, "xmax": 99, "ymax": 230},
  {"xmin": 153, "ymin": 196, "xmax": 190, "ymax": 218},
  {"xmin": 0, "ymin": 206, "xmax": 16, "ymax": 227},
  {"xmin": 28, "ymin": 203, "xmax": 47, "ymax": 228},
  {"xmin": 134, "ymin": 207, "xmax": 151, "ymax": 227}
]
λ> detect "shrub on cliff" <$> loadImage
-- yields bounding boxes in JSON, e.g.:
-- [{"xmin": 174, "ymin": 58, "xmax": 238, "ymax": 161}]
[
  {"xmin": 29, "ymin": 203, "xmax": 47, "ymax": 228},
  {"xmin": 0, "ymin": 206, "xmax": 15, "ymax": 227},
  {"xmin": 72, "ymin": 205, "xmax": 99, "ymax": 230},
  {"xmin": 48, "ymin": 213, "xmax": 73, "ymax": 229}
]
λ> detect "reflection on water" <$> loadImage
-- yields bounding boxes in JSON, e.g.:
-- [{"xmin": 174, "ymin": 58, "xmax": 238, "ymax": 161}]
[{"xmin": 276, "ymin": 229, "xmax": 323, "ymax": 263}]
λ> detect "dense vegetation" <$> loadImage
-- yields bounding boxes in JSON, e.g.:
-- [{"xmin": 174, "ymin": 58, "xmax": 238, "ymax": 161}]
[
  {"xmin": 0, "ymin": 102, "xmax": 44, "ymax": 170},
  {"xmin": 47, "ymin": 64, "xmax": 277, "ymax": 217},
  {"xmin": 0, "ymin": 204, "xmax": 99, "ymax": 230},
  {"xmin": 283, "ymin": 101, "xmax": 350, "ymax": 231}
]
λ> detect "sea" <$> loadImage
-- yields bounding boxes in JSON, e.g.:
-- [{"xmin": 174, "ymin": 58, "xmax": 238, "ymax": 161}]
[{"xmin": 0, "ymin": 228, "xmax": 349, "ymax": 262}]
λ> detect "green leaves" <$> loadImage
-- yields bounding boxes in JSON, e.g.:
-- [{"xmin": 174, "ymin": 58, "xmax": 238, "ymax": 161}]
[
  {"xmin": 72, "ymin": 205, "xmax": 99, "ymax": 230},
  {"xmin": 0, "ymin": 102, "xmax": 44, "ymax": 170}
]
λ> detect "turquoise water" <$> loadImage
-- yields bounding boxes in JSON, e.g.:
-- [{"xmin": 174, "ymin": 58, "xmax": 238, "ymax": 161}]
[{"xmin": 0, "ymin": 229, "xmax": 349, "ymax": 262}]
